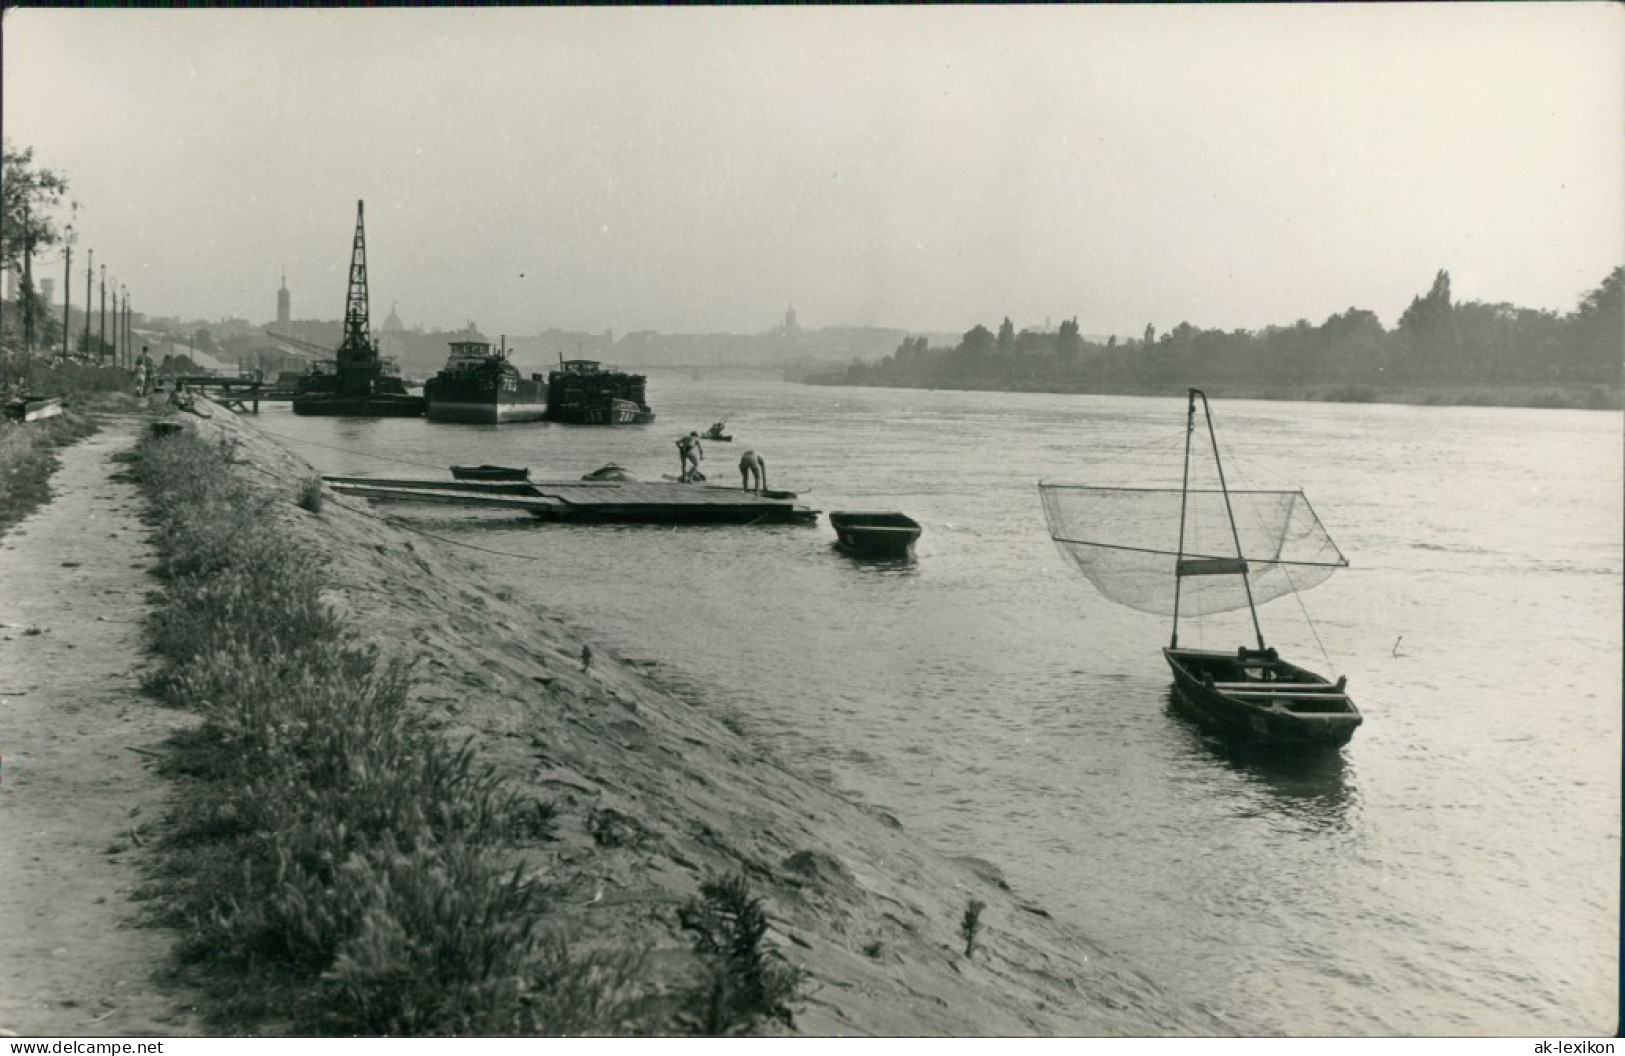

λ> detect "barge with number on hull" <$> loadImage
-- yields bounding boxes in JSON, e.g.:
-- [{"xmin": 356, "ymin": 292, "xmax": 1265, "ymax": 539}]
[
  {"xmin": 425, "ymin": 339, "xmax": 548, "ymax": 423},
  {"xmin": 546, "ymin": 358, "xmax": 655, "ymax": 425}
]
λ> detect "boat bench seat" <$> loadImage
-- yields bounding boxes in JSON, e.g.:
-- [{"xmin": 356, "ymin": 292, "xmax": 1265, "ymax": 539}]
[
  {"xmin": 1225, "ymin": 690, "xmax": 1352, "ymax": 703},
  {"xmin": 1211, "ymin": 681, "xmax": 1341, "ymax": 692}
]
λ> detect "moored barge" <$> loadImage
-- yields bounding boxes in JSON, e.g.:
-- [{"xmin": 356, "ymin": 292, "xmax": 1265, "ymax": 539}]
[
  {"xmin": 546, "ymin": 358, "xmax": 655, "ymax": 425},
  {"xmin": 425, "ymin": 338, "xmax": 549, "ymax": 423}
]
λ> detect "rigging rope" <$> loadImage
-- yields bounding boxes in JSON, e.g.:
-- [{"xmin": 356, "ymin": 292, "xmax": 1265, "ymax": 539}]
[
  {"xmin": 1207, "ymin": 433, "xmax": 1338, "ymax": 671},
  {"xmin": 344, "ymin": 502, "xmax": 552, "ymax": 562}
]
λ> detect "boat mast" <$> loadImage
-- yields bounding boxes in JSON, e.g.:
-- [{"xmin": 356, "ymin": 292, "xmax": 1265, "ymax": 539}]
[
  {"xmin": 1170, "ymin": 391, "xmax": 1198, "ymax": 649},
  {"xmin": 1193, "ymin": 388, "xmax": 1266, "ymax": 651}
]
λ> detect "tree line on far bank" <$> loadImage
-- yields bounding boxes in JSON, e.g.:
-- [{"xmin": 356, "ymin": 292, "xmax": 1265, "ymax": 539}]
[{"xmin": 817, "ymin": 268, "xmax": 1623, "ymax": 407}]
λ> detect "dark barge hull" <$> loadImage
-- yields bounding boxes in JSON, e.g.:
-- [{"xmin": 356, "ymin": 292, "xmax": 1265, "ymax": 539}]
[
  {"xmin": 425, "ymin": 380, "xmax": 549, "ymax": 424},
  {"xmin": 1164, "ymin": 647, "xmax": 1361, "ymax": 748},
  {"xmin": 549, "ymin": 396, "xmax": 655, "ymax": 425}
]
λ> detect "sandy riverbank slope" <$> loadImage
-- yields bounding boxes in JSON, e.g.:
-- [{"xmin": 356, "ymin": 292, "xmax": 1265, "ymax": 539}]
[
  {"xmin": 0, "ymin": 415, "xmax": 203, "ymax": 1037},
  {"xmin": 14, "ymin": 401, "xmax": 1235, "ymax": 1036}
]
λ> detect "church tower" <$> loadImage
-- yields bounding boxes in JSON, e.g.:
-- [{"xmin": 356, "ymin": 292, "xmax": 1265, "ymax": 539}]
[{"xmin": 276, "ymin": 270, "xmax": 291, "ymax": 328}]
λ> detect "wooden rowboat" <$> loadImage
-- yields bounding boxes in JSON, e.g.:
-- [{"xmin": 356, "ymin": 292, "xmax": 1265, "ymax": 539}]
[
  {"xmin": 830, "ymin": 511, "xmax": 922, "ymax": 559},
  {"xmin": 451, "ymin": 464, "xmax": 530, "ymax": 482},
  {"xmin": 1164, "ymin": 647, "xmax": 1361, "ymax": 748}
]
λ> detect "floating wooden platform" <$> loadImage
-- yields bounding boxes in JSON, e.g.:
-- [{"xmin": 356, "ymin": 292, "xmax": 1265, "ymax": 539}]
[{"xmin": 323, "ymin": 475, "xmax": 819, "ymax": 525}]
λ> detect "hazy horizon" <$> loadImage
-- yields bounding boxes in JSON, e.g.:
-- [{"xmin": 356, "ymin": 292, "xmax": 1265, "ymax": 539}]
[{"xmin": 4, "ymin": 5, "xmax": 1621, "ymax": 339}]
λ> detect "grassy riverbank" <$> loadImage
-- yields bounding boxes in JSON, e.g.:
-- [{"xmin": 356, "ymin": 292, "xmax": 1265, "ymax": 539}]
[
  {"xmin": 130, "ymin": 425, "xmax": 662, "ymax": 1034},
  {"xmin": 124, "ymin": 401, "xmax": 1225, "ymax": 1037}
]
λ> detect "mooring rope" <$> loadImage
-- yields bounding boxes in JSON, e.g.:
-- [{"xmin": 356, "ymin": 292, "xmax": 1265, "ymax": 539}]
[
  {"xmin": 231, "ymin": 415, "xmax": 449, "ymax": 472},
  {"xmin": 343, "ymin": 500, "xmax": 552, "ymax": 562}
]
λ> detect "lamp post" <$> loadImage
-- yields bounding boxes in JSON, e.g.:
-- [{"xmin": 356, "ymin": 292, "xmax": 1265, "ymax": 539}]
[
  {"xmin": 60, "ymin": 226, "xmax": 73, "ymax": 362},
  {"xmin": 121, "ymin": 285, "xmax": 129, "ymax": 369},
  {"xmin": 98, "ymin": 264, "xmax": 106, "ymax": 364},
  {"xmin": 21, "ymin": 201, "xmax": 34, "ymax": 354},
  {"xmin": 82, "ymin": 249, "xmax": 92, "ymax": 360}
]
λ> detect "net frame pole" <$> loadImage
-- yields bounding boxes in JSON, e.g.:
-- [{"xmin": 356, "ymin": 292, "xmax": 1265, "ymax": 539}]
[{"xmin": 1193, "ymin": 389, "xmax": 1267, "ymax": 651}]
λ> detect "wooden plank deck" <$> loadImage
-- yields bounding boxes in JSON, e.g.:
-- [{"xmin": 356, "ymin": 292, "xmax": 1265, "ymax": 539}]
[{"xmin": 323, "ymin": 475, "xmax": 819, "ymax": 524}]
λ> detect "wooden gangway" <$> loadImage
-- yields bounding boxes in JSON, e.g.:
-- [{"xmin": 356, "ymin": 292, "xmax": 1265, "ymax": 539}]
[
  {"xmin": 165, "ymin": 374, "xmax": 272, "ymax": 412},
  {"xmin": 323, "ymin": 475, "xmax": 819, "ymax": 525}
]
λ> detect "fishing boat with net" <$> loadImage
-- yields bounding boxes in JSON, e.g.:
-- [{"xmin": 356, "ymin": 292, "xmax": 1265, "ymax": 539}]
[{"xmin": 1039, "ymin": 389, "xmax": 1362, "ymax": 748}]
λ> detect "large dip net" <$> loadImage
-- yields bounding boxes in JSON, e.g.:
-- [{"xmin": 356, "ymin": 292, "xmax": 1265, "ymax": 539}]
[{"xmin": 1038, "ymin": 484, "xmax": 1347, "ymax": 617}]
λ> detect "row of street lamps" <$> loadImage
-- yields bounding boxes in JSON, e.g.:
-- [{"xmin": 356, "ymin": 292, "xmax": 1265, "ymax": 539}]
[{"xmin": 54, "ymin": 224, "xmax": 138, "ymax": 369}]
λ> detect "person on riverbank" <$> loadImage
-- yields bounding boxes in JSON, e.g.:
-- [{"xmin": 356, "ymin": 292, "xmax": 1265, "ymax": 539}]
[
  {"xmin": 677, "ymin": 431, "xmax": 704, "ymax": 483},
  {"xmin": 739, "ymin": 449, "xmax": 767, "ymax": 494},
  {"xmin": 134, "ymin": 346, "xmax": 155, "ymax": 396}
]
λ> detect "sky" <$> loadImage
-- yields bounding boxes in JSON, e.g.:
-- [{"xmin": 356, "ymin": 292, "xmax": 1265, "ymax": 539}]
[{"xmin": 4, "ymin": 4, "xmax": 1621, "ymax": 338}]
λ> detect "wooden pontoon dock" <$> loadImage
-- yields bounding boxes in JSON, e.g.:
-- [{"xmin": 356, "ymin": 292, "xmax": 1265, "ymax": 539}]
[{"xmin": 323, "ymin": 475, "xmax": 819, "ymax": 525}]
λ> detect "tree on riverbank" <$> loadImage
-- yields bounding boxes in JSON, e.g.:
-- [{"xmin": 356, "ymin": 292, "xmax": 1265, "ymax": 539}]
[
  {"xmin": 1, "ymin": 141, "xmax": 72, "ymax": 359},
  {"xmin": 821, "ymin": 266, "xmax": 1624, "ymax": 407}
]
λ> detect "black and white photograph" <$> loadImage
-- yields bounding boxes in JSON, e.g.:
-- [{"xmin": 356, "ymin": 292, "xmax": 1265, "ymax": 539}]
[{"xmin": 1, "ymin": 3, "xmax": 1620, "ymax": 1043}]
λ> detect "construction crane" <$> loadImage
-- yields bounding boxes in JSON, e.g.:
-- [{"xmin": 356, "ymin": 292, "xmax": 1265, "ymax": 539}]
[
  {"xmin": 291, "ymin": 201, "xmax": 421, "ymax": 416},
  {"xmin": 335, "ymin": 200, "xmax": 382, "ymax": 395}
]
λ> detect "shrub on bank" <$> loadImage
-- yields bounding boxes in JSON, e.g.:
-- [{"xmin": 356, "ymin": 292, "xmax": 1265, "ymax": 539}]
[{"xmin": 132, "ymin": 427, "xmax": 653, "ymax": 1035}]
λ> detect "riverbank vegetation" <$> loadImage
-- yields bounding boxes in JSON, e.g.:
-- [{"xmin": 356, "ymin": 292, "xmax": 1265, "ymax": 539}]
[
  {"xmin": 816, "ymin": 267, "xmax": 1623, "ymax": 409},
  {"xmin": 129, "ymin": 426, "xmax": 672, "ymax": 1035},
  {"xmin": 0, "ymin": 363, "xmax": 135, "ymax": 538}
]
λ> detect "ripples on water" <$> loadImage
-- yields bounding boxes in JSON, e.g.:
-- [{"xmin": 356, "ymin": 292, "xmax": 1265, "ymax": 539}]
[{"xmin": 262, "ymin": 378, "xmax": 1622, "ymax": 1036}]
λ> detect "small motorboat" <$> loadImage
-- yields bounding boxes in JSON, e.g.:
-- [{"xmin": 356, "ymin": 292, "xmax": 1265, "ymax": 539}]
[
  {"xmin": 830, "ymin": 511, "xmax": 922, "ymax": 559},
  {"xmin": 703, "ymin": 420, "xmax": 733, "ymax": 442},
  {"xmin": 451, "ymin": 464, "xmax": 530, "ymax": 482}
]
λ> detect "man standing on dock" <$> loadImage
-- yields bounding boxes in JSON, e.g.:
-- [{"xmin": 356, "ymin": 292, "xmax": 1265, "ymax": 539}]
[
  {"xmin": 738, "ymin": 450, "xmax": 766, "ymax": 494},
  {"xmin": 677, "ymin": 431, "xmax": 704, "ymax": 482}
]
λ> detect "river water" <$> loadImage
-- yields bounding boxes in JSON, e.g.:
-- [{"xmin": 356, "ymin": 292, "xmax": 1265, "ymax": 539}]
[{"xmin": 252, "ymin": 375, "xmax": 1621, "ymax": 1037}]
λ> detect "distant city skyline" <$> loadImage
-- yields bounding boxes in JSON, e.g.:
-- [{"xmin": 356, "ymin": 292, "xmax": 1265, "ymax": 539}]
[{"xmin": 5, "ymin": 6, "xmax": 1620, "ymax": 338}]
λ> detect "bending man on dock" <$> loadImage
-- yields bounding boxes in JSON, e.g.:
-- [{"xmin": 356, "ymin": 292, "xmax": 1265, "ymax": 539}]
[
  {"xmin": 738, "ymin": 450, "xmax": 767, "ymax": 494},
  {"xmin": 677, "ymin": 431, "xmax": 704, "ymax": 482}
]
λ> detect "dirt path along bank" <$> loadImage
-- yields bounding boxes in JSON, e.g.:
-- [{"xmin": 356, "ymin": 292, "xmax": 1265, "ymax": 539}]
[{"xmin": 0, "ymin": 415, "xmax": 200, "ymax": 1037}]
